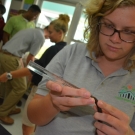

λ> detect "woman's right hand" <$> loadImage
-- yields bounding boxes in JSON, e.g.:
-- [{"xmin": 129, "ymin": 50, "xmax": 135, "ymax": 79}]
[
  {"xmin": 94, "ymin": 101, "xmax": 135, "ymax": 135},
  {"xmin": 0, "ymin": 72, "xmax": 8, "ymax": 82},
  {"xmin": 46, "ymin": 81, "xmax": 95, "ymax": 112}
]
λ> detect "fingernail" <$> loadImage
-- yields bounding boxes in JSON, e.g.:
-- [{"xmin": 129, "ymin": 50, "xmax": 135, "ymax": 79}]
[
  {"xmin": 99, "ymin": 101, "xmax": 103, "ymax": 105},
  {"xmin": 91, "ymin": 98, "xmax": 95, "ymax": 102},
  {"xmin": 84, "ymin": 92, "xmax": 90, "ymax": 97},
  {"xmin": 88, "ymin": 98, "xmax": 95, "ymax": 104},
  {"xmin": 55, "ymin": 85, "xmax": 61, "ymax": 91}
]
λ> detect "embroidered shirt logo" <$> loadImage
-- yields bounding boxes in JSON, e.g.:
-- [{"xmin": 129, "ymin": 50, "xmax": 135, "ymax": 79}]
[{"xmin": 117, "ymin": 85, "xmax": 135, "ymax": 104}]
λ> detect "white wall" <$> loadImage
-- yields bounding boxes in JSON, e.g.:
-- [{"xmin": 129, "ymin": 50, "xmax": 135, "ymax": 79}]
[{"xmin": 3, "ymin": 0, "xmax": 11, "ymax": 22}]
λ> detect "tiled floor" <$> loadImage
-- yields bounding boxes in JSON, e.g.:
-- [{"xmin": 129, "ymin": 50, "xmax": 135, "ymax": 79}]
[{"xmin": 1, "ymin": 98, "xmax": 26, "ymax": 135}]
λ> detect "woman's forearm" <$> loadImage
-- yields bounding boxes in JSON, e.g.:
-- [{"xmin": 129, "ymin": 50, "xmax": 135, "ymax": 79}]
[
  {"xmin": 129, "ymin": 127, "xmax": 135, "ymax": 135},
  {"xmin": 27, "ymin": 94, "xmax": 59, "ymax": 126}
]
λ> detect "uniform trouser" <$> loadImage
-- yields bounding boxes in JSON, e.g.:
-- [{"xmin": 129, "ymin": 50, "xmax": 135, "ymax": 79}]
[
  {"xmin": 0, "ymin": 58, "xmax": 24, "ymax": 99},
  {"xmin": 0, "ymin": 52, "xmax": 27, "ymax": 116},
  {"xmin": 0, "ymin": 63, "xmax": 6, "ymax": 98},
  {"xmin": 22, "ymin": 85, "xmax": 37, "ymax": 127}
]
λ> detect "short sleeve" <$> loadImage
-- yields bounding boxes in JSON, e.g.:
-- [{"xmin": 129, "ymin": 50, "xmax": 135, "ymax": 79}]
[
  {"xmin": 29, "ymin": 30, "xmax": 45, "ymax": 56},
  {"xmin": 3, "ymin": 17, "xmax": 15, "ymax": 34}
]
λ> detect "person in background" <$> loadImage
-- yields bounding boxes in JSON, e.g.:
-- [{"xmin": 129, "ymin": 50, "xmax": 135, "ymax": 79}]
[
  {"xmin": 1, "ymin": 4, "xmax": 41, "ymax": 106},
  {"xmin": 0, "ymin": 4, "xmax": 6, "ymax": 44},
  {"xmin": 26, "ymin": 0, "xmax": 135, "ymax": 135},
  {"xmin": 0, "ymin": 4, "xmax": 6, "ymax": 105},
  {"xmin": 2, "ymin": 4, "xmax": 41, "ymax": 45},
  {"xmin": 0, "ymin": 14, "xmax": 70, "ymax": 135},
  {"xmin": 0, "ymin": 28, "xmax": 46, "ymax": 125}
]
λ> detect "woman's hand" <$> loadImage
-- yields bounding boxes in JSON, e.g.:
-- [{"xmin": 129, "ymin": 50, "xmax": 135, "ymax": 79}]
[
  {"xmin": 46, "ymin": 81, "xmax": 95, "ymax": 112},
  {"xmin": 94, "ymin": 100, "xmax": 135, "ymax": 135},
  {"xmin": 0, "ymin": 72, "xmax": 8, "ymax": 82}
]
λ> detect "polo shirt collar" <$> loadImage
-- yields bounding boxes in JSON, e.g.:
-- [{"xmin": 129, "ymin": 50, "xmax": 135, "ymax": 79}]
[
  {"xmin": 85, "ymin": 50, "xmax": 96, "ymax": 59},
  {"xmin": 85, "ymin": 49, "xmax": 129, "ymax": 76},
  {"xmin": 20, "ymin": 14, "xmax": 29, "ymax": 22}
]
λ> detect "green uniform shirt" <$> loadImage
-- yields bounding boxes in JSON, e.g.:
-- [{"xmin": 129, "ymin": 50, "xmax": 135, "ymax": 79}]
[{"xmin": 3, "ymin": 14, "xmax": 35, "ymax": 39}]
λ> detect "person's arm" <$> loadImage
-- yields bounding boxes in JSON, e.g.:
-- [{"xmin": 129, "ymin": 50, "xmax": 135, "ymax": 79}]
[
  {"xmin": 94, "ymin": 101, "xmax": 135, "ymax": 135},
  {"xmin": 28, "ymin": 93, "xmax": 59, "ymax": 126},
  {"xmin": 0, "ymin": 67, "xmax": 31, "ymax": 82},
  {"xmin": 2, "ymin": 31, "xmax": 10, "ymax": 45},
  {"xmin": 26, "ymin": 53, "xmax": 35, "ymax": 65},
  {"xmin": 2, "ymin": 16, "xmax": 15, "ymax": 45},
  {"xmin": 27, "ymin": 81, "xmax": 95, "ymax": 126}
]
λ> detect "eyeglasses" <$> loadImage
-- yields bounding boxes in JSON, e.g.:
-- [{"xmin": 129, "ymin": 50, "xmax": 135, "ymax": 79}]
[{"xmin": 98, "ymin": 22, "xmax": 135, "ymax": 43}]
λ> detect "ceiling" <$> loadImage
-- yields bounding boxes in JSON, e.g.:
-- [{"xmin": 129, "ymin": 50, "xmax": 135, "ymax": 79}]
[
  {"xmin": 46, "ymin": 0, "xmax": 88, "ymax": 6},
  {"xmin": 60, "ymin": 0, "xmax": 88, "ymax": 4}
]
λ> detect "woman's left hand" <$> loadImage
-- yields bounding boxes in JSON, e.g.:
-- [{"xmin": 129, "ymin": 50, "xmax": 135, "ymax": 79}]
[
  {"xmin": 0, "ymin": 72, "xmax": 8, "ymax": 82},
  {"xmin": 94, "ymin": 100, "xmax": 135, "ymax": 135}
]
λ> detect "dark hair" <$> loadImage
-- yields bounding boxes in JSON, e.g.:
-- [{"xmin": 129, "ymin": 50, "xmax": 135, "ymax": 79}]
[
  {"xmin": 28, "ymin": 4, "xmax": 41, "ymax": 13},
  {"xmin": 0, "ymin": 4, "xmax": 6, "ymax": 15},
  {"xmin": 18, "ymin": 9, "xmax": 26, "ymax": 14},
  {"xmin": 44, "ymin": 25, "xmax": 49, "ymax": 30}
]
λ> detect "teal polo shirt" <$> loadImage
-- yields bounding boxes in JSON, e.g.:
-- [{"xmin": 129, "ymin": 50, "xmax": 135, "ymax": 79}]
[
  {"xmin": 3, "ymin": 15, "xmax": 35, "ymax": 39},
  {"xmin": 36, "ymin": 43, "xmax": 135, "ymax": 135}
]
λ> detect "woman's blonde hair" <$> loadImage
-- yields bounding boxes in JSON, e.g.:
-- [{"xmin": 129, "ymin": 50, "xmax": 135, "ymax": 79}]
[
  {"xmin": 50, "ymin": 14, "xmax": 70, "ymax": 37},
  {"xmin": 84, "ymin": 0, "xmax": 135, "ymax": 71}
]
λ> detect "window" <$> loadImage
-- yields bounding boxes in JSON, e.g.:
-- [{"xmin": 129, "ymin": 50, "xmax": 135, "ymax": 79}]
[
  {"xmin": 36, "ymin": 1, "xmax": 75, "ymax": 28},
  {"xmin": 73, "ymin": 11, "xmax": 88, "ymax": 43},
  {"xmin": 3, "ymin": 0, "xmax": 12, "ymax": 22}
]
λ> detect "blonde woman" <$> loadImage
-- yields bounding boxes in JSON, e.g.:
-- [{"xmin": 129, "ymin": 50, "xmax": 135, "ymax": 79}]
[{"xmin": 27, "ymin": 0, "xmax": 135, "ymax": 135}]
